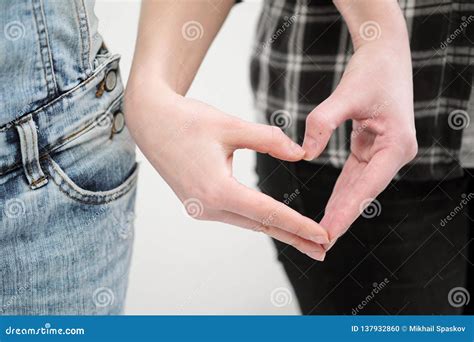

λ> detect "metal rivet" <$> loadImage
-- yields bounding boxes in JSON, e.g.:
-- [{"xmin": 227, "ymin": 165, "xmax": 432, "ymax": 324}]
[
  {"xmin": 112, "ymin": 111, "xmax": 125, "ymax": 134},
  {"xmin": 104, "ymin": 70, "xmax": 117, "ymax": 91}
]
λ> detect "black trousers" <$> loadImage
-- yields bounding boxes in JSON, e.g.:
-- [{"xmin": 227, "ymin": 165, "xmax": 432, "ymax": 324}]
[{"xmin": 256, "ymin": 153, "xmax": 474, "ymax": 315}]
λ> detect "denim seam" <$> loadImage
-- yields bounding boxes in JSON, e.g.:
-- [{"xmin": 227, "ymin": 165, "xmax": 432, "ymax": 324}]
[
  {"xmin": 81, "ymin": 0, "xmax": 93, "ymax": 73},
  {"xmin": 45, "ymin": 157, "xmax": 139, "ymax": 205},
  {"xmin": 31, "ymin": 0, "xmax": 58, "ymax": 97},
  {"xmin": 73, "ymin": 0, "xmax": 92, "ymax": 76}
]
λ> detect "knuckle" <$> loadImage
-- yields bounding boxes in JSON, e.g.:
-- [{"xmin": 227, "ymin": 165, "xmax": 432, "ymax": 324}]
[
  {"xmin": 228, "ymin": 117, "xmax": 246, "ymax": 133},
  {"xmin": 305, "ymin": 113, "xmax": 319, "ymax": 129},
  {"xmin": 269, "ymin": 126, "xmax": 286, "ymax": 143},
  {"xmin": 306, "ymin": 112, "xmax": 332, "ymax": 135}
]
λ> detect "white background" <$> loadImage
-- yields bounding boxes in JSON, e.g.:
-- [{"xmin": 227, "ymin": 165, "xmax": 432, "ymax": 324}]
[{"xmin": 95, "ymin": 0, "xmax": 299, "ymax": 314}]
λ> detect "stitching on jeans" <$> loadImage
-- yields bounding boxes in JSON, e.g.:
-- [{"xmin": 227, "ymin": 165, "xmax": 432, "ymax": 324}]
[
  {"xmin": 30, "ymin": 176, "xmax": 47, "ymax": 187},
  {"xmin": 0, "ymin": 54, "xmax": 120, "ymax": 133},
  {"xmin": 73, "ymin": 0, "xmax": 91, "ymax": 75},
  {"xmin": 81, "ymin": 0, "xmax": 93, "ymax": 72},
  {"xmin": 0, "ymin": 100, "xmax": 123, "ymax": 177},
  {"xmin": 31, "ymin": 0, "xmax": 58, "ymax": 97},
  {"xmin": 37, "ymin": 0, "xmax": 58, "ymax": 93},
  {"xmin": 45, "ymin": 156, "xmax": 139, "ymax": 205}
]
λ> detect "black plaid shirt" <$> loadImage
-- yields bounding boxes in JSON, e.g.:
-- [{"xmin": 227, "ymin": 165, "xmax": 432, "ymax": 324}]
[{"xmin": 247, "ymin": 0, "xmax": 474, "ymax": 181}]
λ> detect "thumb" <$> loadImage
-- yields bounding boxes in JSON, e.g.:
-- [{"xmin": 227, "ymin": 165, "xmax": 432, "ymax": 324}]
[
  {"xmin": 227, "ymin": 121, "xmax": 305, "ymax": 161},
  {"xmin": 302, "ymin": 94, "xmax": 351, "ymax": 161}
]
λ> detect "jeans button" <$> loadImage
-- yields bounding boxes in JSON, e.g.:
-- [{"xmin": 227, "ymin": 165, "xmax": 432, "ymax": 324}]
[
  {"xmin": 105, "ymin": 70, "xmax": 117, "ymax": 91},
  {"xmin": 112, "ymin": 111, "xmax": 125, "ymax": 134}
]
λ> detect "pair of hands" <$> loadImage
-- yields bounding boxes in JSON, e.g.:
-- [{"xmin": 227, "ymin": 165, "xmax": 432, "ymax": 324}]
[{"xmin": 125, "ymin": 39, "xmax": 417, "ymax": 261}]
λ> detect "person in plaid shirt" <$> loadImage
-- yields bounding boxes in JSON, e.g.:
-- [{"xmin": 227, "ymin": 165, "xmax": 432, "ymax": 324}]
[
  {"xmin": 126, "ymin": 0, "xmax": 473, "ymax": 315},
  {"xmin": 250, "ymin": 0, "xmax": 474, "ymax": 314}
]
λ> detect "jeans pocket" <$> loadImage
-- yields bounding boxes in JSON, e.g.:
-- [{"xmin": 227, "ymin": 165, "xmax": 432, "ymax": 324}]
[{"xmin": 44, "ymin": 98, "xmax": 138, "ymax": 205}]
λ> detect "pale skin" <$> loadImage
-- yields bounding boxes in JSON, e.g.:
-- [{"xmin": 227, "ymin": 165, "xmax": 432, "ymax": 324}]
[{"xmin": 125, "ymin": 0, "xmax": 417, "ymax": 260}]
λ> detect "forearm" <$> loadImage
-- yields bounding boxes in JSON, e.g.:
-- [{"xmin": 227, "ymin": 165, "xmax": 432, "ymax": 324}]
[
  {"xmin": 333, "ymin": 0, "xmax": 408, "ymax": 50},
  {"xmin": 128, "ymin": 0, "xmax": 233, "ymax": 95}
]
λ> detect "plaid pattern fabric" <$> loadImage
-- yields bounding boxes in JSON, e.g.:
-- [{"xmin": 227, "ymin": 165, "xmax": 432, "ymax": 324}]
[{"xmin": 249, "ymin": 0, "xmax": 474, "ymax": 181}]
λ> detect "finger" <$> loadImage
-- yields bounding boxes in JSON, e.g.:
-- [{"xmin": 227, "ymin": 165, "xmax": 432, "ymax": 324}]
[
  {"xmin": 215, "ymin": 210, "xmax": 326, "ymax": 261},
  {"xmin": 302, "ymin": 93, "xmax": 352, "ymax": 161},
  {"xmin": 222, "ymin": 180, "xmax": 330, "ymax": 245},
  {"xmin": 226, "ymin": 121, "xmax": 305, "ymax": 161},
  {"xmin": 320, "ymin": 150, "xmax": 403, "ymax": 241},
  {"xmin": 323, "ymin": 238, "xmax": 338, "ymax": 252}
]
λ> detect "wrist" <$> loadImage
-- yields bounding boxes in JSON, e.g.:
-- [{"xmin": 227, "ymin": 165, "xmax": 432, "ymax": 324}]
[
  {"xmin": 124, "ymin": 73, "xmax": 182, "ymax": 121},
  {"xmin": 333, "ymin": 0, "xmax": 409, "ymax": 51}
]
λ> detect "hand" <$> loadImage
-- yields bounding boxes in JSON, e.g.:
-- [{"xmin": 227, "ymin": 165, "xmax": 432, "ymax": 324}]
[
  {"xmin": 302, "ymin": 40, "xmax": 418, "ymax": 247},
  {"xmin": 125, "ymin": 84, "xmax": 329, "ymax": 260}
]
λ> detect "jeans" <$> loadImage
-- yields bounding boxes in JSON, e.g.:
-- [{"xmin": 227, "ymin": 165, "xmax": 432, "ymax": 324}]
[
  {"xmin": 0, "ymin": 1, "xmax": 137, "ymax": 314},
  {"xmin": 257, "ymin": 153, "xmax": 474, "ymax": 314}
]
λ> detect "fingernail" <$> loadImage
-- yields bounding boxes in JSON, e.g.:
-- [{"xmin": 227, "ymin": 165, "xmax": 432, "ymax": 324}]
[
  {"xmin": 311, "ymin": 235, "xmax": 329, "ymax": 244},
  {"xmin": 324, "ymin": 238, "xmax": 338, "ymax": 252},
  {"xmin": 307, "ymin": 251, "xmax": 325, "ymax": 261},
  {"xmin": 290, "ymin": 141, "xmax": 304, "ymax": 156},
  {"xmin": 302, "ymin": 138, "xmax": 316, "ymax": 161}
]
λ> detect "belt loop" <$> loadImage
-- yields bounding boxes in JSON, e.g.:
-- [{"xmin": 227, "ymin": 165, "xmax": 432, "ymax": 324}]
[{"xmin": 15, "ymin": 115, "xmax": 48, "ymax": 190}]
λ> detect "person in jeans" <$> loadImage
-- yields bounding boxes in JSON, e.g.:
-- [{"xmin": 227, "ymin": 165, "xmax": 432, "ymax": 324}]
[
  {"xmin": 1, "ymin": 1, "xmax": 137, "ymax": 314},
  {"xmin": 0, "ymin": 0, "xmax": 471, "ymax": 315},
  {"xmin": 1, "ymin": 0, "xmax": 327, "ymax": 314}
]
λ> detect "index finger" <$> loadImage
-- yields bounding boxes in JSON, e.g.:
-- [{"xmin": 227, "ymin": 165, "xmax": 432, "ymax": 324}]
[{"xmin": 222, "ymin": 180, "xmax": 329, "ymax": 244}]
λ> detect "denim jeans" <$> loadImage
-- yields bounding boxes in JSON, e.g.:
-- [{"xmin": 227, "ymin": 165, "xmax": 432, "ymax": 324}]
[{"xmin": 0, "ymin": 1, "xmax": 137, "ymax": 314}]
